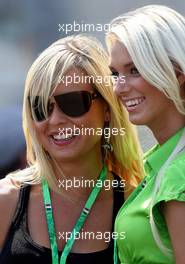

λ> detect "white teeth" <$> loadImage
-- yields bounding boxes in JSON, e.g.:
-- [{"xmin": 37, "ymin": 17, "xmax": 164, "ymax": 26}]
[
  {"xmin": 53, "ymin": 134, "xmax": 73, "ymax": 140},
  {"xmin": 125, "ymin": 97, "xmax": 144, "ymax": 107}
]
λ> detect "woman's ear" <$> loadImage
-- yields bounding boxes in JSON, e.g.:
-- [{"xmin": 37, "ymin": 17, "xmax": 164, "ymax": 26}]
[
  {"xmin": 176, "ymin": 72, "xmax": 185, "ymax": 98},
  {"xmin": 104, "ymin": 106, "xmax": 110, "ymax": 122},
  {"xmin": 174, "ymin": 62, "xmax": 185, "ymax": 87},
  {"xmin": 177, "ymin": 73, "xmax": 185, "ymax": 87}
]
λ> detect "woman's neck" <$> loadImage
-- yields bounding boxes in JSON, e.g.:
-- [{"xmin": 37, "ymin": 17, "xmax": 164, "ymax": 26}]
[
  {"xmin": 51, "ymin": 155, "xmax": 106, "ymax": 199},
  {"xmin": 148, "ymin": 112, "xmax": 185, "ymax": 145}
]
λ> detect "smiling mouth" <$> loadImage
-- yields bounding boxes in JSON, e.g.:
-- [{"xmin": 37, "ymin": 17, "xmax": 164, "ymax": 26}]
[
  {"xmin": 124, "ymin": 97, "xmax": 145, "ymax": 108},
  {"xmin": 51, "ymin": 134, "xmax": 76, "ymax": 141}
]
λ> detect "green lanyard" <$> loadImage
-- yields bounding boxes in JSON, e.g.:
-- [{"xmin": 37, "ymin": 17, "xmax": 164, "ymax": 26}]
[{"xmin": 42, "ymin": 164, "xmax": 107, "ymax": 264}]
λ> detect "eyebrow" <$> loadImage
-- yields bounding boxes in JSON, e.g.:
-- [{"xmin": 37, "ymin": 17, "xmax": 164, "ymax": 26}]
[
  {"xmin": 123, "ymin": 61, "xmax": 135, "ymax": 67},
  {"xmin": 109, "ymin": 61, "xmax": 135, "ymax": 71}
]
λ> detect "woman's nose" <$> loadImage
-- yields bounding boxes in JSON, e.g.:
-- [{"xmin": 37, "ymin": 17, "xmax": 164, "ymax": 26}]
[
  {"xmin": 114, "ymin": 75, "xmax": 131, "ymax": 97},
  {"xmin": 48, "ymin": 103, "xmax": 68, "ymax": 125}
]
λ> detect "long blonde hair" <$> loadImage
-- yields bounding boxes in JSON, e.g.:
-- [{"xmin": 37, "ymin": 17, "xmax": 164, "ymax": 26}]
[
  {"xmin": 7, "ymin": 34, "xmax": 144, "ymax": 194},
  {"xmin": 106, "ymin": 5, "xmax": 185, "ymax": 258}
]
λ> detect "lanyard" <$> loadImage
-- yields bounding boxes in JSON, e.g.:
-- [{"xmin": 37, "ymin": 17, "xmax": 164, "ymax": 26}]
[{"xmin": 42, "ymin": 164, "xmax": 107, "ymax": 264}]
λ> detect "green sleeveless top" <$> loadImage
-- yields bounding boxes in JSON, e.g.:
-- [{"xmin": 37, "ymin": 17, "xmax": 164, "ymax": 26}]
[{"xmin": 114, "ymin": 127, "xmax": 185, "ymax": 264}]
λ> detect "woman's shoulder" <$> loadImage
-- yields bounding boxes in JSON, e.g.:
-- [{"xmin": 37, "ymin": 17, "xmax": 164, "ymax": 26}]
[
  {"xmin": 0, "ymin": 177, "xmax": 21, "ymax": 201},
  {"xmin": 0, "ymin": 172, "xmax": 42, "ymax": 203},
  {"xmin": 155, "ymin": 152, "xmax": 185, "ymax": 205},
  {"xmin": 0, "ymin": 177, "xmax": 21, "ymax": 248},
  {"xmin": 163, "ymin": 151, "xmax": 185, "ymax": 183}
]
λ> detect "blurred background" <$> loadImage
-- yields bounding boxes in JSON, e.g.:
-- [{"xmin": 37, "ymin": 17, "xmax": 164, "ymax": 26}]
[{"xmin": 0, "ymin": 0, "xmax": 184, "ymax": 177}]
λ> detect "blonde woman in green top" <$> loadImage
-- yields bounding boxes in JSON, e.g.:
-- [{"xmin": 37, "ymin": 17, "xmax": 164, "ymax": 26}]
[{"xmin": 106, "ymin": 5, "xmax": 185, "ymax": 264}]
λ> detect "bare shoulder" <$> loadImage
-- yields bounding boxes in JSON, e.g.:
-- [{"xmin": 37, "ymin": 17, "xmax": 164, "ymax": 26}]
[
  {"xmin": 0, "ymin": 177, "xmax": 21, "ymax": 249},
  {"xmin": 0, "ymin": 177, "xmax": 20, "ymax": 203}
]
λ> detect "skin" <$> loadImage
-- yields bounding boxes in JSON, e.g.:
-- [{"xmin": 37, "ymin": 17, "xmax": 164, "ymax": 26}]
[
  {"xmin": 34, "ymin": 67, "xmax": 109, "ymax": 188},
  {"xmin": 0, "ymin": 67, "xmax": 117, "ymax": 254},
  {"xmin": 109, "ymin": 41, "xmax": 185, "ymax": 144},
  {"xmin": 109, "ymin": 40, "xmax": 185, "ymax": 263}
]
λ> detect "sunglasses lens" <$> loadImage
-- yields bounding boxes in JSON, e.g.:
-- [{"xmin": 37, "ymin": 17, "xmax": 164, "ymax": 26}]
[
  {"xmin": 29, "ymin": 96, "xmax": 48, "ymax": 122},
  {"xmin": 29, "ymin": 91, "xmax": 99, "ymax": 121},
  {"xmin": 55, "ymin": 91, "xmax": 91, "ymax": 117}
]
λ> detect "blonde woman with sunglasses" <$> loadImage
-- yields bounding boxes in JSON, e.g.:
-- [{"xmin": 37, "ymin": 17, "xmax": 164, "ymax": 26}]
[
  {"xmin": 0, "ymin": 35, "xmax": 143, "ymax": 264},
  {"xmin": 107, "ymin": 5, "xmax": 185, "ymax": 264}
]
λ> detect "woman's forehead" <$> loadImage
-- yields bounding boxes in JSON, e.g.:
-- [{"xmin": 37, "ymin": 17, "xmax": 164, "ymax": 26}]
[
  {"xmin": 52, "ymin": 67, "xmax": 95, "ymax": 96},
  {"xmin": 109, "ymin": 41, "xmax": 133, "ymax": 69}
]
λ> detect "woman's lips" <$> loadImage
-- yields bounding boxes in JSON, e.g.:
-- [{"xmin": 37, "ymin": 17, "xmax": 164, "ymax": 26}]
[
  {"xmin": 50, "ymin": 134, "xmax": 77, "ymax": 146},
  {"xmin": 122, "ymin": 96, "xmax": 145, "ymax": 112}
]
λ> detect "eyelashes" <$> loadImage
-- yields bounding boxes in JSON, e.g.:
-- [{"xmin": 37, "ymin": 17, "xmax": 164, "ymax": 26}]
[
  {"xmin": 130, "ymin": 67, "xmax": 140, "ymax": 75},
  {"xmin": 111, "ymin": 71, "xmax": 119, "ymax": 77},
  {"xmin": 110, "ymin": 67, "xmax": 140, "ymax": 78}
]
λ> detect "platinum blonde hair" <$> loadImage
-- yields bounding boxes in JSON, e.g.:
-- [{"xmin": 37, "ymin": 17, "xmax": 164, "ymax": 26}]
[
  {"xmin": 106, "ymin": 5, "xmax": 185, "ymax": 259},
  {"xmin": 106, "ymin": 5, "xmax": 185, "ymax": 115},
  {"xmin": 7, "ymin": 34, "xmax": 144, "ymax": 194}
]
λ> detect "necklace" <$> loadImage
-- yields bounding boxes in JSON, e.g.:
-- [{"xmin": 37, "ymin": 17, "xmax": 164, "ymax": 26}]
[{"xmin": 42, "ymin": 164, "xmax": 107, "ymax": 264}]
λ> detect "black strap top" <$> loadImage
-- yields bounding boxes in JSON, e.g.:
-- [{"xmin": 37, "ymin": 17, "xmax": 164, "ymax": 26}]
[{"xmin": 0, "ymin": 176, "xmax": 124, "ymax": 264}]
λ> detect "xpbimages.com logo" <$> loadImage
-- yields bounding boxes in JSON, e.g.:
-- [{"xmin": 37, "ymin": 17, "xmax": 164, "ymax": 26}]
[
  {"xmin": 58, "ymin": 72, "xmax": 126, "ymax": 87},
  {"xmin": 58, "ymin": 229, "xmax": 126, "ymax": 243},
  {"xmin": 58, "ymin": 21, "xmax": 112, "ymax": 35},
  {"xmin": 58, "ymin": 125, "xmax": 126, "ymax": 139},
  {"xmin": 58, "ymin": 177, "xmax": 126, "ymax": 191}
]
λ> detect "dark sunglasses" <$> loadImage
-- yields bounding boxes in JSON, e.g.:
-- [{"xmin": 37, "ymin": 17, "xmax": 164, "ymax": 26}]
[{"xmin": 29, "ymin": 90, "xmax": 101, "ymax": 122}]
